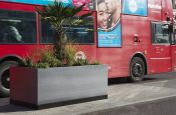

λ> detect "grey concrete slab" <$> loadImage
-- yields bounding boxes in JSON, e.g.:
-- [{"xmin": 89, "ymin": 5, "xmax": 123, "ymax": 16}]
[{"xmin": 1, "ymin": 72, "xmax": 176, "ymax": 115}]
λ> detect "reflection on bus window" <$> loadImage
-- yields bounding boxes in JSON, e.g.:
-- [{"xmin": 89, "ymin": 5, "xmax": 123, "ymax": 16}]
[
  {"xmin": 0, "ymin": 10, "xmax": 36, "ymax": 44},
  {"xmin": 41, "ymin": 17, "xmax": 94, "ymax": 44},
  {"xmin": 41, "ymin": 20, "xmax": 55, "ymax": 43},
  {"xmin": 152, "ymin": 23, "xmax": 170, "ymax": 44}
]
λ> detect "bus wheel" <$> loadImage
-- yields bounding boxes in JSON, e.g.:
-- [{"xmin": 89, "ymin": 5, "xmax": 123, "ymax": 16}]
[
  {"xmin": 129, "ymin": 57, "xmax": 145, "ymax": 82},
  {"xmin": 0, "ymin": 61, "xmax": 18, "ymax": 97}
]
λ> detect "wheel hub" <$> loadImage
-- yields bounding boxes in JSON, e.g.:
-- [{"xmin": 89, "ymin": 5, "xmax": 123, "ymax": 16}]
[{"xmin": 132, "ymin": 63, "xmax": 142, "ymax": 77}]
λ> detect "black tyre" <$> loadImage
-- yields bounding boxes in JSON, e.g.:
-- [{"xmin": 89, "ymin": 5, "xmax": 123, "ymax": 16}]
[
  {"xmin": 0, "ymin": 61, "xmax": 18, "ymax": 97},
  {"xmin": 129, "ymin": 57, "xmax": 145, "ymax": 82}
]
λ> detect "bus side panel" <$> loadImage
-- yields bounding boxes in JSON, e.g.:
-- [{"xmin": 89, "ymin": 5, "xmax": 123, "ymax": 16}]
[
  {"xmin": 96, "ymin": 15, "xmax": 151, "ymax": 78},
  {"xmin": 149, "ymin": 44, "xmax": 172, "ymax": 74},
  {"xmin": 95, "ymin": 16, "xmax": 136, "ymax": 78},
  {"xmin": 96, "ymin": 47, "xmax": 131, "ymax": 78},
  {"xmin": 148, "ymin": 0, "xmax": 162, "ymax": 21},
  {"xmin": 0, "ymin": 45, "xmax": 42, "ymax": 61},
  {"xmin": 121, "ymin": 15, "xmax": 151, "ymax": 75},
  {"xmin": 0, "ymin": 1, "xmax": 38, "ymax": 11}
]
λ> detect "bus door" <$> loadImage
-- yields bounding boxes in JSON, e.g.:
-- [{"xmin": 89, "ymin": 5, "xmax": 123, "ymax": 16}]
[{"xmin": 150, "ymin": 22, "xmax": 172, "ymax": 73}]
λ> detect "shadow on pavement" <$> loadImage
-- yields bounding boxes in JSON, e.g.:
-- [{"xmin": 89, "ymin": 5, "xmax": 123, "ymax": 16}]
[
  {"xmin": 0, "ymin": 104, "xmax": 32, "ymax": 113},
  {"xmin": 108, "ymin": 77, "xmax": 128, "ymax": 85},
  {"xmin": 0, "ymin": 98, "xmax": 32, "ymax": 113},
  {"xmin": 108, "ymin": 76, "xmax": 158, "ymax": 85}
]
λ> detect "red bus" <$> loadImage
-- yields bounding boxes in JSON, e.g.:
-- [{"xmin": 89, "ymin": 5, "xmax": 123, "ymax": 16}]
[{"xmin": 0, "ymin": 0, "xmax": 175, "ymax": 97}]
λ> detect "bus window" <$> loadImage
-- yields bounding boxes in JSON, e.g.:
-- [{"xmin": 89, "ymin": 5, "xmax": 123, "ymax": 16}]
[
  {"xmin": 40, "ymin": 17, "xmax": 94, "ymax": 44},
  {"xmin": 152, "ymin": 22, "xmax": 170, "ymax": 44},
  {"xmin": 0, "ymin": 10, "xmax": 36, "ymax": 44},
  {"xmin": 40, "ymin": 20, "xmax": 55, "ymax": 44}
]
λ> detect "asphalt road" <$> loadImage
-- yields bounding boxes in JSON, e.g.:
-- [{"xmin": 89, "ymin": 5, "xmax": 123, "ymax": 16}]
[{"xmin": 109, "ymin": 72, "xmax": 176, "ymax": 85}]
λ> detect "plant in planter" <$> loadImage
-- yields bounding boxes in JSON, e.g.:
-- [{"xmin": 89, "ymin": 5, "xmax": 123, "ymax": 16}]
[
  {"xmin": 10, "ymin": 1, "xmax": 108, "ymax": 109},
  {"xmin": 36, "ymin": 1, "xmax": 93, "ymax": 66}
]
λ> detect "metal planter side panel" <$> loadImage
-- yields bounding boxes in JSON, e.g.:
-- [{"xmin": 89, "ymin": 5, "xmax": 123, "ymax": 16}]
[
  {"xmin": 37, "ymin": 65, "xmax": 108, "ymax": 105},
  {"xmin": 10, "ymin": 67, "xmax": 38, "ymax": 105}
]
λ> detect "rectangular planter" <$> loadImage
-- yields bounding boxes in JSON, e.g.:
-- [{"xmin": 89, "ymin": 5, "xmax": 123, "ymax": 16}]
[{"xmin": 10, "ymin": 65, "xmax": 108, "ymax": 109}]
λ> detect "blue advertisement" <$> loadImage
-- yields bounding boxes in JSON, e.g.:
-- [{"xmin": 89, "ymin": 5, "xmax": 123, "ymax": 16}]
[
  {"xmin": 96, "ymin": 0, "xmax": 122, "ymax": 47},
  {"xmin": 3, "ymin": 0, "xmax": 73, "ymax": 6},
  {"xmin": 98, "ymin": 24, "xmax": 121, "ymax": 47},
  {"xmin": 122, "ymin": 0, "xmax": 147, "ymax": 16}
]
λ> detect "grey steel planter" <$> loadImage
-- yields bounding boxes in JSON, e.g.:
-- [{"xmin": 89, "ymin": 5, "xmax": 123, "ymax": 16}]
[{"xmin": 10, "ymin": 65, "xmax": 108, "ymax": 109}]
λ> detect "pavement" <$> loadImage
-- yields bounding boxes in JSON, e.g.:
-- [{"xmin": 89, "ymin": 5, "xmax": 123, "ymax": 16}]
[{"xmin": 1, "ymin": 72, "xmax": 176, "ymax": 115}]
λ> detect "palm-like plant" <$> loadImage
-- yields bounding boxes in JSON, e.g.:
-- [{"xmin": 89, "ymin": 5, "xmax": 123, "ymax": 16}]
[{"xmin": 36, "ymin": 1, "xmax": 92, "ymax": 65}]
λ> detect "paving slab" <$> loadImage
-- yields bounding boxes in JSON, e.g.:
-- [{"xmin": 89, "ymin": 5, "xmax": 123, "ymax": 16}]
[{"xmin": 1, "ymin": 72, "xmax": 176, "ymax": 115}]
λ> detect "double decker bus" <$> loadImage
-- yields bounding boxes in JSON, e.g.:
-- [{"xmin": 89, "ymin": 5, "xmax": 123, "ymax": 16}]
[{"xmin": 0, "ymin": 0, "xmax": 175, "ymax": 97}]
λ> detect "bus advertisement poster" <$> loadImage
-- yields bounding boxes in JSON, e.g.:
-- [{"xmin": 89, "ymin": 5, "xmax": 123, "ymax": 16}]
[
  {"xmin": 1, "ymin": 0, "xmax": 73, "ymax": 6},
  {"xmin": 96, "ymin": 0, "xmax": 122, "ymax": 47},
  {"xmin": 122, "ymin": 0, "xmax": 147, "ymax": 16}
]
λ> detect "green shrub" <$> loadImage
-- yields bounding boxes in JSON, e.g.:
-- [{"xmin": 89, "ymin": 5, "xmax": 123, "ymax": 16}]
[
  {"xmin": 35, "ymin": 62, "xmax": 49, "ymax": 68},
  {"xmin": 24, "ymin": 48, "xmax": 61, "ymax": 68},
  {"xmin": 23, "ymin": 56, "xmax": 35, "ymax": 67},
  {"xmin": 91, "ymin": 60, "xmax": 101, "ymax": 65},
  {"xmin": 74, "ymin": 58, "xmax": 89, "ymax": 66},
  {"xmin": 39, "ymin": 49, "xmax": 61, "ymax": 67},
  {"xmin": 65, "ymin": 43, "xmax": 77, "ymax": 66}
]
